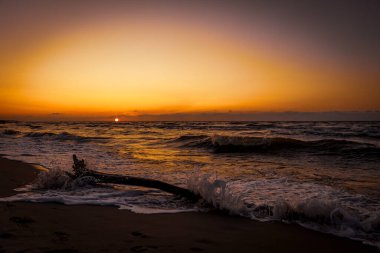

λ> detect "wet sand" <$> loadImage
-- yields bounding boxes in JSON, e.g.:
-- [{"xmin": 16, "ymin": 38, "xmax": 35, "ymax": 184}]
[{"xmin": 0, "ymin": 157, "xmax": 378, "ymax": 253}]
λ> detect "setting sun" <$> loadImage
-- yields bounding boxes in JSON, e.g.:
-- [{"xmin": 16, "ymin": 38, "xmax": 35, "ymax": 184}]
[{"xmin": 114, "ymin": 118, "xmax": 119, "ymax": 122}]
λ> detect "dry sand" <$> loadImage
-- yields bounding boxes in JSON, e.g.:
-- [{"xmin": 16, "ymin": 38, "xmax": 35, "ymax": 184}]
[{"xmin": 0, "ymin": 157, "xmax": 378, "ymax": 253}]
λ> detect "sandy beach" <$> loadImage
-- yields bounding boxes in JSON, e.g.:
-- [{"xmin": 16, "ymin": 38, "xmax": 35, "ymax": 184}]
[{"xmin": 0, "ymin": 157, "xmax": 377, "ymax": 253}]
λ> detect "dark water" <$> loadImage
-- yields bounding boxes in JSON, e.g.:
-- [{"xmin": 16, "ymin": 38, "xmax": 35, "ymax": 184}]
[{"xmin": 0, "ymin": 121, "xmax": 379, "ymax": 247}]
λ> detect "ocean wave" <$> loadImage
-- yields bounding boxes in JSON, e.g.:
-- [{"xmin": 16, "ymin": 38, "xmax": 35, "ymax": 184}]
[
  {"xmin": 299, "ymin": 129, "xmax": 380, "ymax": 140},
  {"xmin": 1, "ymin": 168, "xmax": 379, "ymax": 247},
  {"xmin": 245, "ymin": 122, "xmax": 276, "ymax": 129},
  {"xmin": 171, "ymin": 134, "xmax": 209, "ymax": 142},
  {"xmin": 32, "ymin": 169, "xmax": 98, "ymax": 190},
  {"xmin": 1, "ymin": 129, "xmax": 21, "ymax": 135},
  {"xmin": 187, "ymin": 174, "xmax": 380, "ymax": 248},
  {"xmin": 0, "ymin": 169, "xmax": 197, "ymax": 214},
  {"xmin": 26, "ymin": 124, "xmax": 43, "ymax": 129},
  {"xmin": 172, "ymin": 134, "xmax": 380, "ymax": 157},
  {"xmin": 25, "ymin": 132, "xmax": 56, "ymax": 138},
  {"xmin": 24, "ymin": 131, "xmax": 109, "ymax": 142}
]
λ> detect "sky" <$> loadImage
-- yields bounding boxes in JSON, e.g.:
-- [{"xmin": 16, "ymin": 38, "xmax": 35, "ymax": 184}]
[{"xmin": 0, "ymin": 0, "xmax": 379, "ymax": 121}]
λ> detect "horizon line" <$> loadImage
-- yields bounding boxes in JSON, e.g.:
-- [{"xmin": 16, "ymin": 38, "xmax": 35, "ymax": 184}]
[{"xmin": 1, "ymin": 111, "xmax": 380, "ymax": 122}]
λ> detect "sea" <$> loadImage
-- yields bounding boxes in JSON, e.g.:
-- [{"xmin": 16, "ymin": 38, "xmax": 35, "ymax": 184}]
[{"xmin": 0, "ymin": 121, "xmax": 379, "ymax": 248}]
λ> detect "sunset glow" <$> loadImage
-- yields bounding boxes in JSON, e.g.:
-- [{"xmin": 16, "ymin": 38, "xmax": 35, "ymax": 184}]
[{"xmin": 0, "ymin": 1, "xmax": 379, "ymax": 121}]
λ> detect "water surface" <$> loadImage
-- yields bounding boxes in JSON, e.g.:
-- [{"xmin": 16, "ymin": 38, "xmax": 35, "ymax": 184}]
[{"xmin": 1, "ymin": 121, "xmax": 379, "ymax": 247}]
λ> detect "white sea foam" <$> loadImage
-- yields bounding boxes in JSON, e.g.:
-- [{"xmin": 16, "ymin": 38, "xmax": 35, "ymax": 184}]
[
  {"xmin": 32, "ymin": 169, "xmax": 98, "ymax": 190},
  {"xmin": 187, "ymin": 173, "xmax": 380, "ymax": 248},
  {"xmin": 0, "ymin": 169, "xmax": 196, "ymax": 214},
  {"xmin": 1, "ymin": 169, "xmax": 379, "ymax": 248}
]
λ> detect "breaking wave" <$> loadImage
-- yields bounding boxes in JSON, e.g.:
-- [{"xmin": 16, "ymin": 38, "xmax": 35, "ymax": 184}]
[
  {"xmin": 32, "ymin": 169, "xmax": 98, "ymax": 190},
  {"xmin": 1, "ymin": 168, "xmax": 379, "ymax": 247},
  {"xmin": 0, "ymin": 169, "xmax": 196, "ymax": 214},
  {"xmin": 172, "ymin": 134, "xmax": 380, "ymax": 157},
  {"xmin": 187, "ymin": 174, "xmax": 380, "ymax": 248}
]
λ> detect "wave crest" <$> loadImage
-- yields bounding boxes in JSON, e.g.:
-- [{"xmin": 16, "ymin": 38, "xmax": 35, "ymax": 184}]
[
  {"xmin": 188, "ymin": 174, "xmax": 246, "ymax": 215},
  {"xmin": 187, "ymin": 174, "xmax": 380, "ymax": 247},
  {"xmin": 25, "ymin": 131, "xmax": 108, "ymax": 142},
  {"xmin": 33, "ymin": 169, "xmax": 97, "ymax": 190},
  {"xmin": 173, "ymin": 134, "xmax": 380, "ymax": 157}
]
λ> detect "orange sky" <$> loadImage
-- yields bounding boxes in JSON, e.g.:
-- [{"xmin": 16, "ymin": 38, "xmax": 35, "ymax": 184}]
[{"xmin": 1, "ymin": 1, "xmax": 379, "ymax": 120}]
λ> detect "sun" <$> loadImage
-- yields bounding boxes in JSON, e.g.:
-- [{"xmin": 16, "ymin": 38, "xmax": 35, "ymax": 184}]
[{"xmin": 114, "ymin": 118, "xmax": 119, "ymax": 122}]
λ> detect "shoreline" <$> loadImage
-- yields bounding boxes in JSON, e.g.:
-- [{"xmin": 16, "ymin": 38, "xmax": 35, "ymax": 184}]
[{"xmin": 0, "ymin": 156, "xmax": 378, "ymax": 253}]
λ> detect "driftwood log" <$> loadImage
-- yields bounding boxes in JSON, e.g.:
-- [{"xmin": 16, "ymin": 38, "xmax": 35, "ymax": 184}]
[{"xmin": 72, "ymin": 155, "xmax": 200, "ymax": 201}]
